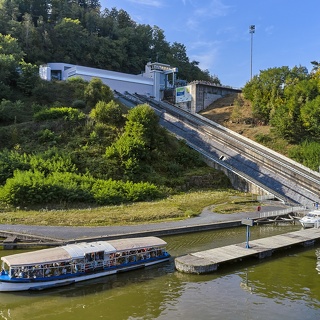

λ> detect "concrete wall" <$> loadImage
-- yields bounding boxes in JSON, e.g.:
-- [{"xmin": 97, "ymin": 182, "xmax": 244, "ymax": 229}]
[
  {"xmin": 202, "ymin": 157, "xmax": 269, "ymax": 195},
  {"xmin": 188, "ymin": 81, "xmax": 241, "ymax": 113}
]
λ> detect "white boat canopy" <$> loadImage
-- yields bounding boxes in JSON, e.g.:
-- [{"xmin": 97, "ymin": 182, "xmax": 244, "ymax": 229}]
[
  {"xmin": 2, "ymin": 247, "xmax": 72, "ymax": 267},
  {"xmin": 63, "ymin": 241, "xmax": 116, "ymax": 259},
  {"xmin": 108, "ymin": 237, "xmax": 167, "ymax": 251},
  {"xmin": 1, "ymin": 237, "xmax": 167, "ymax": 267}
]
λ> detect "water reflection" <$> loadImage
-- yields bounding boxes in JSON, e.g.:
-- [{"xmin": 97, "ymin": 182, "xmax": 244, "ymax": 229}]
[
  {"xmin": 316, "ymin": 248, "xmax": 320, "ymax": 273},
  {"xmin": 0, "ymin": 261, "xmax": 181, "ymax": 320},
  {"xmin": 237, "ymin": 247, "xmax": 320, "ymax": 310}
]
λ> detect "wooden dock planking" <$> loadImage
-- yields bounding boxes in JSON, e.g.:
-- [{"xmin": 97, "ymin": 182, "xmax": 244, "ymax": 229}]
[{"xmin": 175, "ymin": 228, "xmax": 320, "ymax": 274}]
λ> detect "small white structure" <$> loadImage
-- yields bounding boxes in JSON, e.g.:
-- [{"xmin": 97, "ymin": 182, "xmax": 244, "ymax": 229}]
[{"xmin": 39, "ymin": 62, "xmax": 178, "ymax": 101}]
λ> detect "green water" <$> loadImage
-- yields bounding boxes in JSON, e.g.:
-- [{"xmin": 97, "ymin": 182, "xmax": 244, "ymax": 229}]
[{"xmin": 0, "ymin": 224, "xmax": 319, "ymax": 320}]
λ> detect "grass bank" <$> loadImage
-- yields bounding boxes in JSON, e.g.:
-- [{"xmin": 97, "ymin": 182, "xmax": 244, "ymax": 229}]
[{"xmin": 0, "ymin": 190, "xmax": 258, "ymax": 226}]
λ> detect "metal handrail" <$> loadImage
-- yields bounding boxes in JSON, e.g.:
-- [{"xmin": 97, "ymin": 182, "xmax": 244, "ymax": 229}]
[{"xmin": 259, "ymin": 206, "xmax": 306, "ymax": 219}]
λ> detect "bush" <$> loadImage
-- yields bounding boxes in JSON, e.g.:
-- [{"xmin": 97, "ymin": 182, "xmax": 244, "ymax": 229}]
[
  {"xmin": 28, "ymin": 150, "xmax": 78, "ymax": 174},
  {"xmin": 124, "ymin": 181, "xmax": 162, "ymax": 202},
  {"xmin": 0, "ymin": 170, "xmax": 95, "ymax": 205},
  {"xmin": 91, "ymin": 179, "xmax": 162, "ymax": 205},
  {"xmin": 288, "ymin": 140, "xmax": 320, "ymax": 171},
  {"xmin": 90, "ymin": 100, "xmax": 123, "ymax": 125},
  {"xmin": 33, "ymin": 107, "xmax": 86, "ymax": 122},
  {"xmin": 72, "ymin": 100, "xmax": 86, "ymax": 109},
  {"xmin": 0, "ymin": 149, "xmax": 30, "ymax": 185},
  {"xmin": 0, "ymin": 169, "xmax": 163, "ymax": 206},
  {"xmin": 91, "ymin": 179, "xmax": 126, "ymax": 205}
]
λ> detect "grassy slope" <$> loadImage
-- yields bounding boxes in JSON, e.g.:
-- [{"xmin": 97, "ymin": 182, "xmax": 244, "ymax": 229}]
[
  {"xmin": 0, "ymin": 97, "xmax": 241, "ymax": 225},
  {"xmin": 0, "ymin": 190, "xmax": 258, "ymax": 226}
]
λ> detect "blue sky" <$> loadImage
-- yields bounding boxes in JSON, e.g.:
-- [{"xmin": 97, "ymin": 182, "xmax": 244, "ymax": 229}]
[{"xmin": 100, "ymin": 0, "xmax": 320, "ymax": 88}]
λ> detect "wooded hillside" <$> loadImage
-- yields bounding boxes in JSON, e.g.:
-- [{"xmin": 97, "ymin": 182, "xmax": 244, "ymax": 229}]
[{"xmin": 0, "ymin": 0, "xmax": 220, "ymax": 84}]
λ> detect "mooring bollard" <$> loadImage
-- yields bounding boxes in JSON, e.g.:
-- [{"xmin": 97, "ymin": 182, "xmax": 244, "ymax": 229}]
[{"xmin": 241, "ymin": 218, "xmax": 254, "ymax": 248}]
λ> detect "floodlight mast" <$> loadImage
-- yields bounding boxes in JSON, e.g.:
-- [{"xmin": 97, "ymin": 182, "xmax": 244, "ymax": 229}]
[{"xmin": 249, "ymin": 25, "xmax": 255, "ymax": 80}]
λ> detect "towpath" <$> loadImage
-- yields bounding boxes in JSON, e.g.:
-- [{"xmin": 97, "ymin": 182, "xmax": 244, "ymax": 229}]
[{"xmin": 0, "ymin": 202, "xmax": 293, "ymax": 242}]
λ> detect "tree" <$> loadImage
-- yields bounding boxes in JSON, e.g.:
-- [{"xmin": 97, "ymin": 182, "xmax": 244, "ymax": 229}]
[
  {"xmin": 89, "ymin": 100, "xmax": 123, "ymax": 125},
  {"xmin": 17, "ymin": 60, "xmax": 39, "ymax": 94},
  {"xmin": 52, "ymin": 17, "xmax": 89, "ymax": 64},
  {"xmin": 300, "ymin": 95, "xmax": 320, "ymax": 138},
  {"xmin": 150, "ymin": 26, "xmax": 170, "ymax": 62},
  {"xmin": 84, "ymin": 77, "xmax": 114, "ymax": 108},
  {"xmin": 243, "ymin": 66, "xmax": 291, "ymax": 121},
  {"xmin": 105, "ymin": 104, "xmax": 161, "ymax": 180},
  {"xmin": 125, "ymin": 104, "xmax": 159, "ymax": 148},
  {"xmin": 0, "ymin": 33, "xmax": 24, "ymax": 95}
]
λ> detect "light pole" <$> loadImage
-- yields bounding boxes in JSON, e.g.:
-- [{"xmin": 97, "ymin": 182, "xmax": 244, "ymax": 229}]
[{"xmin": 249, "ymin": 25, "xmax": 255, "ymax": 80}]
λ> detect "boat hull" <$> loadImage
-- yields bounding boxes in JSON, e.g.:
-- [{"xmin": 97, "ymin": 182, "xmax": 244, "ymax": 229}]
[
  {"xmin": 0, "ymin": 258, "xmax": 170, "ymax": 292},
  {"xmin": 300, "ymin": 221, "xmax": 315, "ymax": 228}
]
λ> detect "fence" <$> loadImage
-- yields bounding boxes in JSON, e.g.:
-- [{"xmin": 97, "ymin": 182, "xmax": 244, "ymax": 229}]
[{"xmin": 259, "ymin": 206, "xmax": 306, "ymax": 219}]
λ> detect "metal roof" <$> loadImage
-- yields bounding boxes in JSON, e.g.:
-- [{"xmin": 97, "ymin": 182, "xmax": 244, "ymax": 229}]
[
  {"xmin": 63, "ymin": 241, "xmax": 116, "ymax": 259},
  {"xmin": 108, "ymin": 236, "xmax": 167, "ymax": 251}
]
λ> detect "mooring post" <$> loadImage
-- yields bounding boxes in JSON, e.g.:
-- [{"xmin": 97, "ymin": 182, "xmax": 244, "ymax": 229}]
[
  {"xmin": 246, "ymin": 225, "xmax": 250, "ymax": 248},
  {"xmin": 241, "ymin": 218, "xmax": 254, "ymax": 249}
]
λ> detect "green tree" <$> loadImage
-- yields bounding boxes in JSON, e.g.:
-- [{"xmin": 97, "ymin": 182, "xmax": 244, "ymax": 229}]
[
  {"xmin": 300, "ymin": 95, "xmax": 320, "ymax": 138},
  {"xmin": 89, "ymin": 100, "xmax": 123, "ymax": 125},
  {"xmin": 17, "ymin": 60, "xmax": 39, "ymax": 94},
  {"xmin": 84, "ymin": 77, "xmax": 114, "ymax": 108},
  {"xmin": 243, "ymin": 66, "xmax": 290, "ymax": 121},
  {"xmin": 288, "ymin": 141, "xmax": 320, "ymax": 171},
  {"xmin": 52, "ymin": 17, "xmax": 89, "ymax": 64},
  {"xmin": 125, "ymin": 104, "xmax": 159, "ymax": 148},
  {"xmin": 105, "ymin": 104, "xmax": 160, "ymax": 180},
  {"xmin": 0, "ymin": 33, "xmax": 24, "ymax": 89}
]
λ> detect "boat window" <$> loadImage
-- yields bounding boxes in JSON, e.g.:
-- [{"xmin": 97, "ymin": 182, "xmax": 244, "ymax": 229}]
[{"xmin": 9, "ymin": 261, "xmax": 75, "ymax": 279}]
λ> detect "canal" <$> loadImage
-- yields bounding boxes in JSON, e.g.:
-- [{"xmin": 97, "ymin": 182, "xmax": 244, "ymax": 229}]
[{"xmin": 0, "ymin": 224, "xmax": 319, "ymax": 319}]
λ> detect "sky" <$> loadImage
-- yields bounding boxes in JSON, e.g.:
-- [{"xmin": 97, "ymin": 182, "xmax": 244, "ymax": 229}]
[{"xmin": 100, "ymin": 0, "xmax": 320, "ymax": 88}]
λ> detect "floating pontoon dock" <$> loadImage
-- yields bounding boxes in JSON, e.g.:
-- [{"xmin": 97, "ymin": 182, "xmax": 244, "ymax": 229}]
[{"xmin": 175, "ymin": 228, "xmax": 320, "ymax": 274}]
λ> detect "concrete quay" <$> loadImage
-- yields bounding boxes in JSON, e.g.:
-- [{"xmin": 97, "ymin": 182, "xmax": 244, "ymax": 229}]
[{"xmin": 175, "ymin": 228, "xmax": 320, "ymax": 274}]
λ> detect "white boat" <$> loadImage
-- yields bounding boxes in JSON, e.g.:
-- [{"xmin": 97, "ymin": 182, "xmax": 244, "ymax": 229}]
[
  {"xmin": 0, "ymin": 236, "xmax": 170, "ymax": 292},
  {"xmin": 299, "ymin": 210, "xmax": 320, "ymax": 228}
]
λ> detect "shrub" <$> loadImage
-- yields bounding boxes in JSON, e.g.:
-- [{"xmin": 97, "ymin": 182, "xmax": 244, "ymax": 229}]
[
  {"xmin": 33, "ymin": 107, "xmax": 86, "ymax": 122},
  {"xmin": 124, "ymin": 181, "xmax": 162, "ymax": 202},
  {"xmin": 28, "ymin": 150, "xmax": 78, "ymax": 174},
  {"xmin": 0, "ymin": 170, "xmax": 95, "ymax": 205},
  {"xmin": 72, "ymin": 100, "xmax": 86, "ymax": 109},
  {"xmin": 84, "ymin": 78, "xmax": 114, "ymax": 108},
  {"xmin": 0, "ymin": 149, "xmax": 30, "ymax": 185},
  {"xmin": 38, "ymin": 129, "xmax": 56, "ymax": 143},
  {"xmin": 91, "ymin": 179, "xmax": 162, "ymax": 205},
  {"xmin": 90, "ymin": 100, "xmax": 123, "ymax": 125},
  {"xmin": 288, "ymin": 140, "xmax": 320, "ymax": 171},
  {"xmin": 91, "ymin": 179, "xmax": 126, "ymax": 205},
  {"xmin": 0, "ymin": 169, "xmax": 163, "ymax": 206}
]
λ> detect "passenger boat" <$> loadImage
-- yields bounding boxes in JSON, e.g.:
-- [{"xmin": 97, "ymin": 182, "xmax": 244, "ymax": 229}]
[
  {"xmin": 299, "ymin": 210, "xmax": 320, "ymax": 228},
  {"xmin": 0, "ymin": 236, "xmax": 170, "ymax": 292}
]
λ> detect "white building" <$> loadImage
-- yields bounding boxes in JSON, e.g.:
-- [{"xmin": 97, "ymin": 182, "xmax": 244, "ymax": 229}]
[{"xmin": 39, "ymin": 62, "xmax": 178, "ymax": 101}]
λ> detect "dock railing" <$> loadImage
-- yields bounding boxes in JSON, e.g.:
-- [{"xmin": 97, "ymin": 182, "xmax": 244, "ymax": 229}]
[{"xmin": 259, "ymin": 206, "xmax": 306, "ymax": 219}]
